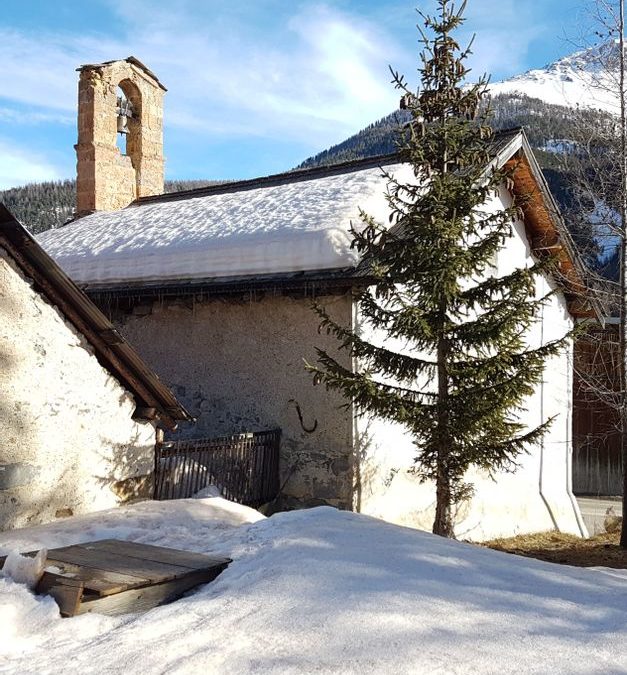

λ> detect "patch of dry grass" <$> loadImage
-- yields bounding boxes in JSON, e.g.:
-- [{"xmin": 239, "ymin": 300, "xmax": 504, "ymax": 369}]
[{"xmin": 483, "ymin": 530, "xmax": 627, "ymax": 569}]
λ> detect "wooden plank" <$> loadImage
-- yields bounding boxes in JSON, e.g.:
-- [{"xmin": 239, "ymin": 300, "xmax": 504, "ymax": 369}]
[
  {"xmin": 2, "ymin": 540, "xmax": 231, "ymax": 616},
  {"xmin": 40, "ymin": 558, "xmax": 151, "ymax": 596},
  {"xmin": 84, "ymin": 540, "xmax": 231, "ymax": 571},
  {"xmin": 44, "ymin": 546, "xmax": 190, "ymax": 583},
  {"xmin": 0, "ymin": 549, "xmax": 146, "ymax": 595},
  {"xmin": 76, "ymin": 564, "xmax": 229, "ymax": 617},
  {"xmin": 36, "ymin": 572, "xmax": 84, "ymax": 618}
]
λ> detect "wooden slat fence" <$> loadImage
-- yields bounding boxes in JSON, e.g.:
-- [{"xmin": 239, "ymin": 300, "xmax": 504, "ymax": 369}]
[
  {"xmin": 573, "ymin": 435, "xmax": 623, "ymax": 496},
  {"xmin": 154, "ymin": 429, "xmax": 281, "ymax": 506},
  {"xmin": 573, "ymin": 325, "xmax": 622, "ymax": 496}
]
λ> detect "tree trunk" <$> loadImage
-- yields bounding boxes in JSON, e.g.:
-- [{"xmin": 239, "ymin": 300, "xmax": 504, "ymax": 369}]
[
  {"xmin": 433, "ymin": 466, "xmax": 454, "ymax": 537},
  {"xmin": 433, "ymin": 296, "xmax": 454, "ymax": 538}
]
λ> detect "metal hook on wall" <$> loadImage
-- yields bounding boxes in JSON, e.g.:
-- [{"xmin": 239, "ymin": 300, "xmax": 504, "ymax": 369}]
[{"xmin": 288, "ymin": 398, "xmax": 318, "ymax": 434}]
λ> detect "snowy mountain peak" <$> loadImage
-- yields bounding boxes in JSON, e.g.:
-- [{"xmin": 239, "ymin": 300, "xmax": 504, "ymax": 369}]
[{"xmin": 490, "ymin": 40, "xmax": 621, "ymax": 113}]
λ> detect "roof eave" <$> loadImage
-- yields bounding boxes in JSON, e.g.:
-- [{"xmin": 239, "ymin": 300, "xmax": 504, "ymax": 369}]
[
  {"xmin": 501, "ymin": 131, "xmax": 602, "ymax": 321},
  {"xmin": 84, "ymin": 268, "xmax": 364, "ymax": 303},
  {"xmin": 0, "ymin": 204, "xmax": 192, "ymax": 429}
]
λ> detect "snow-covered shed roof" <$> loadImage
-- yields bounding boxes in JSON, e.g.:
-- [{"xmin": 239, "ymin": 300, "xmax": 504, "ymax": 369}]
[
  {"xmin": 0, "ymin": 205, "xmax": 192, "ymax": 429},
  {"xmin": 38, "ymin": 129, "xmax": 596, "ymax": 317}
]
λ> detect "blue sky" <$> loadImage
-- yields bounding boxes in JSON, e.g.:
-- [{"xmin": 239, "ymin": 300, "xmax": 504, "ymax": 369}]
[{"xmin": 0, "ymin": 0, "xmax": 588, "ymax": 189}]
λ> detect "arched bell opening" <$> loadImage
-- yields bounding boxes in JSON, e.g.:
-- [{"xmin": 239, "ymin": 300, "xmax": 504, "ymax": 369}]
[
  {"xmin": 115, "ymin": 87, "xmax": 131, "ymax": 155},
  {"xmin": 116, "ymin": 79, "xmax": 142, "ymax": 167}
]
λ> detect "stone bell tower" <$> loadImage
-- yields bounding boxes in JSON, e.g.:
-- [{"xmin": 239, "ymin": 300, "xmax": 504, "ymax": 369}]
[{"xmin": 75, "ymin": 57, "xmax": 166, "ymax": 216}]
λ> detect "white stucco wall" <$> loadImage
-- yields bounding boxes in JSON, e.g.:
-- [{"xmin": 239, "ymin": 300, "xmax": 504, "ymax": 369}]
[
  {"xmin": 113, "ymin": 293, "xmax": 354, "ymax": 509},
  {"xmin": 0, "ymin": 249, "xmax": 156, "ymax": 531},
  {"xmin": 354, "ymin": 186, "xmax": 587, "ymax": 541}
]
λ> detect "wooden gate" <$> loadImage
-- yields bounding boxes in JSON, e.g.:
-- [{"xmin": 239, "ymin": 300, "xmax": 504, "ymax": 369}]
[{"xmin": 154, "ymin": 429, "xmax": 281, "ymax": 506}]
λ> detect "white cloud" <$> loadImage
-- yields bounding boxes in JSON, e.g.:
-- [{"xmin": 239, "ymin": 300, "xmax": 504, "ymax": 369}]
[
  {"xmin": 0, "ymin": 2, "xmax": 401, "ymax": 150},
  {"xmin": 0, "ymin": 107, "xmax": 73, "ymax": 126},
  {"xmin": 0, "ymin": 139, "xmax": 61, "ymax": 190},
  {"xmin": 0, "ymin": 0, "xmax": 559, "ymax": 180}
]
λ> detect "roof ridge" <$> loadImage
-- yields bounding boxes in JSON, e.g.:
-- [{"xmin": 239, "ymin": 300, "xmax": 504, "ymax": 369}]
[
  {"xmin": 134, "ymin": 152, "xmax": 401, "ymax": 206},
  {"xmin": 133, "ymin": 128, "xmax": 522, "ymax": 207}
]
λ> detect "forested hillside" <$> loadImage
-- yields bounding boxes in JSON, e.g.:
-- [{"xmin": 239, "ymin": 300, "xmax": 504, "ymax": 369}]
[
  {"xmin": 0, "ymin": 180, "xmax": 76, "ymax": 235},
  {"xmin": 298, "ymin": 93, "xmax": 606, "ymax": 174},
  {"xmin": 0, "ymin": 179, "xmax": 216, "ymax": 235}
]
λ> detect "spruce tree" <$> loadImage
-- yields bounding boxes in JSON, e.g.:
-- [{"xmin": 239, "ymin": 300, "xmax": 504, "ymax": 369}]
[{"xmin": 307, "ymin": 0, "xmax": 570, "ymax": 538}]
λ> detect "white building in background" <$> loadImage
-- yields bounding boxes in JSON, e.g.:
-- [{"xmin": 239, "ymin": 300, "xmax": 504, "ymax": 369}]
[{"xmin": 38, "ymin": 58, "xmax": 597, "ymax": 540}]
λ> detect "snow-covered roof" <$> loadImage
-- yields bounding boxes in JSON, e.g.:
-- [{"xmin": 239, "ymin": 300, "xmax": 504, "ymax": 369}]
[
  {"xmin": 38, "ymin": 127, "xmax": 594, "ymax": 317},
  {"xmin": 38, "ymin": 156, "xmax": 413, "ymax": 288}
]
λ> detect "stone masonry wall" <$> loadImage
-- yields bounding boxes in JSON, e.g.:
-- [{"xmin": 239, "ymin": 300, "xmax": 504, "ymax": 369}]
[
  {"xmin": 76, "ymin": 59, "xmax": 165, "ymax": 215},
  {"xmin": 113, "ymin": 293, "xmax": 355, "ymax": 510}
]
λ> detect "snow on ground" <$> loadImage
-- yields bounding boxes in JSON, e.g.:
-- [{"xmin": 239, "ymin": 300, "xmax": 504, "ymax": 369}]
[
  {"xmin": 1, "ymin": 498, "xmax": 627, "ymax": 674},
  {"xmin": 37, "ymin": 162, "xmax": 410, "ymax": 286}
]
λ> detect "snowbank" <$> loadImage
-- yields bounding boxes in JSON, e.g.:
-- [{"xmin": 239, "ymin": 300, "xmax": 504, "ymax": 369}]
[
  {"xmin": 38, "ymin": 162, "xmax": 411, "ymax": 286},
  {"xmin": 1, "ymin": 548, "xmax": 47, "ymax": 588},
  {"xmin": 1, "ymin": 499, "xmax": 626, "ymax": 673},
  {"xmin": 0, "ymin": 496, "xmax": 263, "ymax": 560}
]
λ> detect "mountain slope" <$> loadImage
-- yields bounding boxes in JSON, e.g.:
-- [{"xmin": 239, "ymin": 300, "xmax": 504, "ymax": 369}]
[
  {"xmin": 298, "ymin": 92, "xmax": 615, "ymax": 273},
  {"xmin": 490, "ymin": 40, "xmax": 619, "ymax": 113},
  {"xmin": 299, "ymin": 39, "xmax": 622, "ymax": 174}
]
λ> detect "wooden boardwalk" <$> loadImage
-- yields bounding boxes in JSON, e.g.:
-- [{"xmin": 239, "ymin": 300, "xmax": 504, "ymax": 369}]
[{"xmin": 0, "ymin": 539, "xmax": 231, "ymax": 617}]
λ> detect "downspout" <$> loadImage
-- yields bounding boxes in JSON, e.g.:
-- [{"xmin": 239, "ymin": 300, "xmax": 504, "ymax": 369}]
[
  {"xmin": 565, "ymin": 323, "xmax": 589, "ymax": 537},
  {"xmin": 537, "ymin": 282, "xmax": 587, "ymax": 536},
  {"xmin": 538, "ymin": 282, "xmax": 559, "ymax": 530},
  {"xmin": 351, "ymin": 291, "xmax": 361, "ymax": 513}
]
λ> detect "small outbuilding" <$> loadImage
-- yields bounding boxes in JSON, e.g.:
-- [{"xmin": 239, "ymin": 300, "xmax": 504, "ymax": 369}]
[{"xmin": 0, "ymin": 204, "xmax": 191, "ymax": 530}]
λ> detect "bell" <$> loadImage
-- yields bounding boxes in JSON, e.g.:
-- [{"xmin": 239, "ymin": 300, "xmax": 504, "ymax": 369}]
[{"xmin": 117, "ymin": 113, "xmax": 129, "ymax": 135}]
